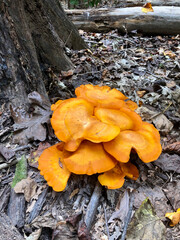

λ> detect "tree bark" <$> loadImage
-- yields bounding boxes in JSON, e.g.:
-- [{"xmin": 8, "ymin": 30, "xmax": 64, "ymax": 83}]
[
  {"xmin": 0, "ymin": 212, "xmax": 24, "ymax": 240},
  {"xmin": 66, "ymin": 7, "xmax": 180, "ymax": 34},
  {"xmin": 0, "ymin": 0, "xmax": 86, "ymax": 108}
]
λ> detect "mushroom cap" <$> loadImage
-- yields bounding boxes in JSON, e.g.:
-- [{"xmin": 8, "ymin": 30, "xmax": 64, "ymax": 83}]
[
  {"xmin": 51, "ymin": 100, "xmax": 63, "ymax": 111},
  {"xmin": 51, "ymin": 98, "xmax": 120, "ymax": 151},
  {"xmin": 94, "ymin": 107, "xmax": 142, "ymax": 131},
  {"xmin": 75, "ymin": 84, "xmax": 127, "ymax": 109},
  {"xmin": 120, "ymin": 162, "xmax": 139, "ymax": 180},
  {"xmin": 103, "ymin": 122, "xmax": 162, "ymax": 163},
  {"xmin": 165, "ymin": 208, "xmax": 180, "ymax": 226},
  {"xmin": 125, "ymin": 100, "xmax": 138, "ymax": 111},
  {"xmin": 63, "ymin": 141, "xmax": 117, "ymax": 175},
  {"xmin": 38, "ymin": 143, "xmax": 71, "ymax": 192},
  {"xmin": 98, "ymin": 165, "xmax": 125, "ymax": 189}
]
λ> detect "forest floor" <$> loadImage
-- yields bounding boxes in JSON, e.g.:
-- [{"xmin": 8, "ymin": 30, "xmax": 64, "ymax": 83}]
[{"xmin": 0, "ymin": 30, "xmax": 180, "ymax": 240}]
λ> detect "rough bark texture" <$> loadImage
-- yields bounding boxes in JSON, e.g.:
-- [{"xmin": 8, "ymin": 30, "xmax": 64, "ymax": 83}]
[
  {"xmin": 115, "ymin": 0, "xmax": 180, "ymax": 7},
  {"xmin": 66, "ymin": 7, "xmax": 180, "ymax": 34},
  {"xmin": 0, "ymin": 0, "xmax": 86, "ymax": 107},
  {"xmin": 7, "ymin": 189, "xmax": 25, "ymax": 228},
  {"xmin": 0, "ymin": 212, "xmax": 24, "ymax": 240}
]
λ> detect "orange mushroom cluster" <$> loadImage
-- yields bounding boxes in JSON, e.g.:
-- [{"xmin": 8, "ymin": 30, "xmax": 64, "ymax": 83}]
[{"xmin": 38, "ymin": 84, "xmax": 162, "ymax": 191}]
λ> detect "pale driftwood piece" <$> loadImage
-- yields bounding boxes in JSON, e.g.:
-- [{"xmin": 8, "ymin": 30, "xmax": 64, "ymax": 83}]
[
  {"xmin": 66, "ymin": 7, "xmax": 180, "ymax": 34},
  {"xmin": 0, "ymin": 212, "xmax": 24, "ymax": 240},
  {"xmin": 84, "ymin": 182, "xmax": 102, "ymax": 230},
  {"xmin": 7, "ymin": 188, "xmax": 25, "ymax": 228},
  {"xmin": 115, "ymin": 0, "xmax": 180, "ymax": 7},
  {"xmin": 27, "ymin": 187, "xmax": 48, "ymax": 224}
]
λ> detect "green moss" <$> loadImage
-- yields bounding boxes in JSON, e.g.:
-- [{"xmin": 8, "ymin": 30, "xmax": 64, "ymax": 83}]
[{"xmin": 11, "ymin": 155, "xmax": 27, "ymax": 188}]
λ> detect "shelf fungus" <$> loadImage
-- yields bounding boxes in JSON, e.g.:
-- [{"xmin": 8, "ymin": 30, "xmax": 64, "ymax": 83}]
[
  {"xmin": 38, "ymin": 84, "xmax": 162, "ymax": 192},
  {"xmin": 75, "ymin": 84, "xmax": 127, "ymax": 109},
  {"xmin": 51, "ymin": 98, "xmax": 120, "ymax": 152},
  {"xmin": 63, "ymin": 141, "xmax": 116, "ymax": 175},
  {"xmin": 98, "ymin": 162, "xmax": 139, "ymax": 189},
  {"xmin": 38, "ymin": 143, "xmax": 71, "ymax": 192},
  {"xmin": 124, "ymin": 100, "xmax": 138, "ymax": 111},
  {"xmin": 94, "ymin": 107, "xmax": 142, "ymax": 131},
  {"xmin": 103, "ymin": 122, "xmax": 162, "ymax": 163}
]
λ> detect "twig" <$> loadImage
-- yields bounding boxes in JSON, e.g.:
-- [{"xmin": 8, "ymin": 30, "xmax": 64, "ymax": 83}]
[
  {"xmin": 103, "ymin": 202, "xmax": 110, "ymax": 239},
  {"xmin": 27, "ymin": 187, "xmax": 49, "ymax": 224},
  {"xmin": 73, "ymin": 188, "xmax": 84, "ymax": 209},
  {"xmin": 0, "ymin": 127, "xmax": 12, "ymax": 138},
  {"xmin": 0, "ymin": 159, "xmax": 18, "ymax": 170},
  {"xmin": 146, "ymin": 70, "xmax": 169, "ymax": 80},
  {"xmin": 84, "ymin": 181, "xmax": 102, "ymax": 231},
  {"xmin": 150, "ymin": 101, "xmax": 173, "ymax": 120},
  {"xmin": 14, "ymin": 144, "xmax": 31, "ymax": 152},
  {"xmin": 120, "ymin": 189, "xmax": 135, "ymax": 240}
]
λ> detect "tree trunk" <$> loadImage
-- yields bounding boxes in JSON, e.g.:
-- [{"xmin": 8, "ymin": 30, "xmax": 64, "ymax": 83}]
[
  {"xmin": 66, "ymin": 7, "xmax": 180, "ymax": 34},
  {"xmin": 0, "ymin": 0, "xmax": 86, "ymax": 108}
]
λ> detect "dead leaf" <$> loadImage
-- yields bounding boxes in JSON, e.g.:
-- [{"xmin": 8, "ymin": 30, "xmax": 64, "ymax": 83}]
[
  {"xmin": 26, "ymin": 199, "xmax": 36, "ymax": 213},
  {"xmin": 142, "ymin": 3, "xmax": 154, "ymax": 13},
  {"xmin": 152, "ymin": 114, "xmax": 173, "ymax": 133},
  {"xmin": 163, "ymin": 181, "xmax": 180, "ymax": 210},
  {"xmin": 133, "ymin": 186, "xmax": 172, "ymax": 218},
  {"xmin": 165, "ymin": 208, "xmax": 180, "ymax": 226},
  {"xmin": 11, "ymin": 92, "xmax": 51, "ymax": 145},
  {"xmin": 164, "ymin": 50, "xmax": 176, "ymax": 59},
  {"xmin": 54, "ymin": 221, "xmax": 79, "ymax": 240},
  {"xmin": 126, "ymin": 198, "xmax": 166, "ymax": 240},
  {"xmin": 0, "ymin": 144, "xmax": 15, "ymax": 161},
  {"xmin": 31, "ymin": 212, "xmax": 57, "ymax": 229},
  {"xmin": 166, "ymin": 81, "xmax": 176, "ymax": 89},
  {"xmin": 154, "ymin": 153, "xmax": 180, "ymax": 173},
  {"xmin": 94, "ymin": 213, "xmax": 107, "ymax": 240},
  {"xmin": 108, "ymin": 189, "xmax": 130, "ymax": 223},
  {"xmin": 25, "ymin": 228, "xmax": 42, "ymax": 240},
  {"xmin": 14, "ymin": 176, "xmax": 37, "ymax": 202},
  {"xmin": 136, "ymin": 106, "xmax": 173, "ymax": 133},
  {"xmin": 66, "ymin": 212, "xmax": 82, "ymax": 228},
  {"xmin": 163, "ymin": 142, "xmax": 180, "ymax": 155},
  {"xmin": 109, "ymin": 225, "xmax": 121, "ymax": 240},
  {"xmin": 78, "ymin": 222, "xmax": 91, "ymax": 240},
  {"xmin": 136, "ymin": 90, "xmax": 146, "ymax": 98},
  {"xmin": 69, "ymin": 188, "xmax": 79, "ymax": 200},
  {"xmin": 26, "ymin": 186, "xmax": 45, "ymax": 213},
  {"xmin": 28, "ymin": 142, "xmax": 51, "ymax": 168},
  {"xmin": 61, "ymin": 69, "xmax": 74, "ymax": 77}
]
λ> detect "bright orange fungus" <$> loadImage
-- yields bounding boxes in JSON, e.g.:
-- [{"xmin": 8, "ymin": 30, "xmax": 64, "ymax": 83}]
[{"xmin": 38, "ymin": 84, "xmax": 162, "ymax": 191}]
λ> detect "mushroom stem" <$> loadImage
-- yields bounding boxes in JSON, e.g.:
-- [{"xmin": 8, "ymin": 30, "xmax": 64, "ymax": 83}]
[{"xmin": 84, "ymin": 182, "xmax": 102, "ymax": 231}]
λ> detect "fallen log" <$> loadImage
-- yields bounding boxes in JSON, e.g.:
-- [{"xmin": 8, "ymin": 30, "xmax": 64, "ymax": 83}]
[
  {"xmin": 115, "ymin": 0, "xmax": 180, "ymax": 7},
  {"xmin": 66, "ymin": 7, "xmax": 180, "ymax": 34}
]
